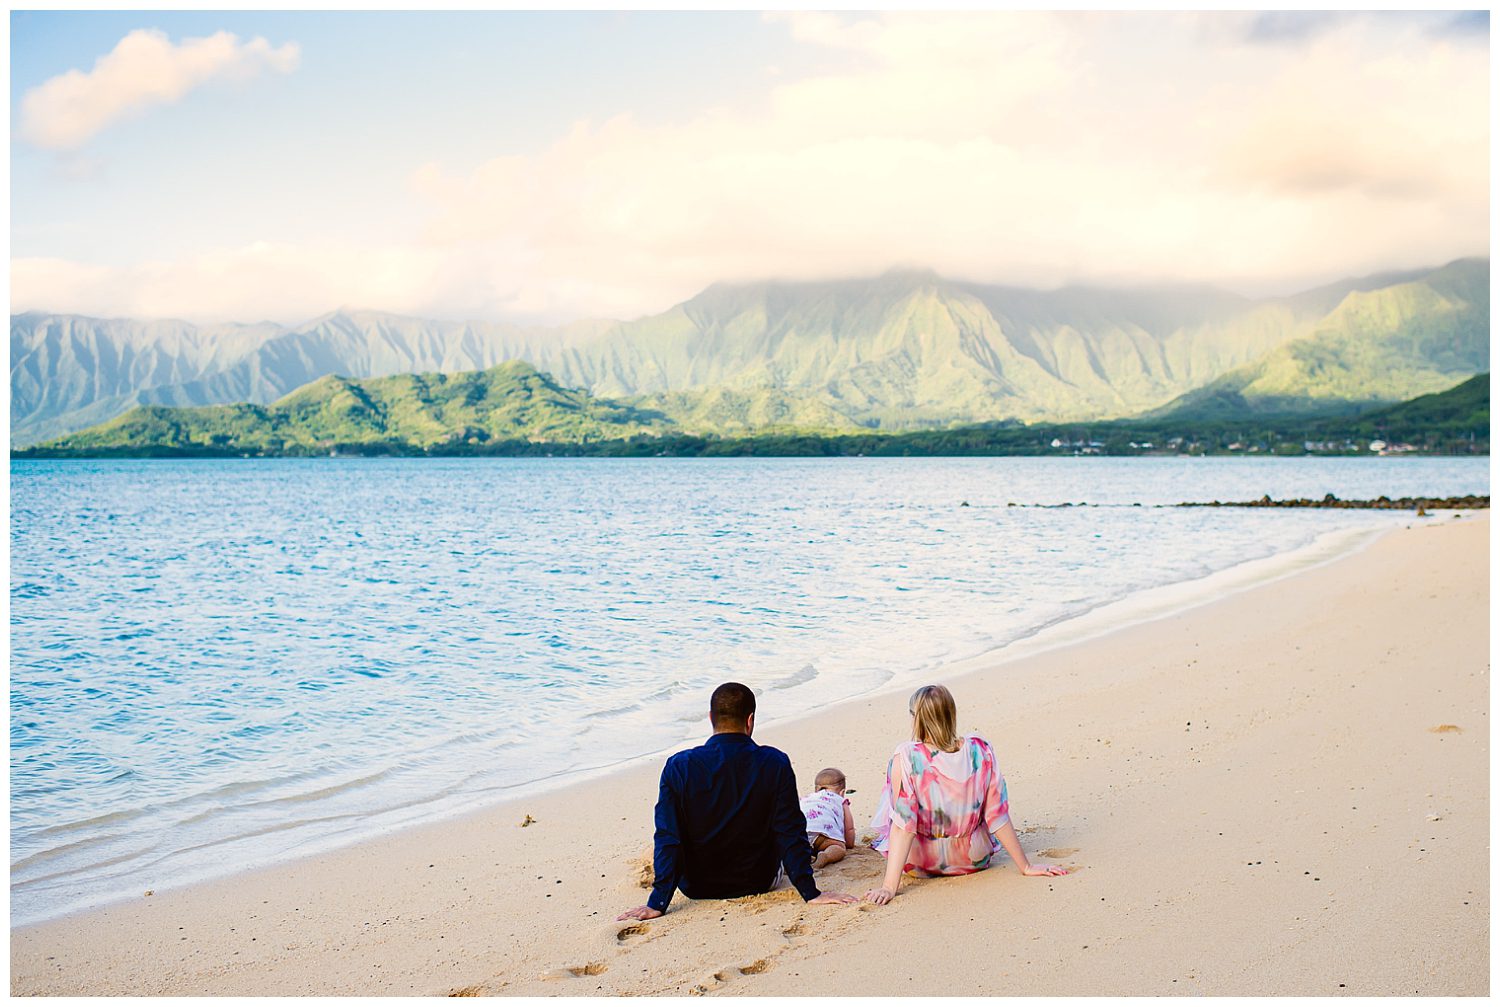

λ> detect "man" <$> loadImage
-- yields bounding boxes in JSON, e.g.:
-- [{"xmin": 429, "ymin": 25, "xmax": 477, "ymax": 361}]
[{"xmin": 617, "ymin": 682, "xmax": 857, "ymax": 920}]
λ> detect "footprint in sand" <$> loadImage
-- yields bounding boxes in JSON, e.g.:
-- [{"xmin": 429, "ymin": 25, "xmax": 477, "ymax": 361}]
[
  {"xmin": 616, "ymin": 922, "xmax": 651, "ymax": 942},
  {"xmin": 727, "ymin": 889, "xmax": 802, "ymax": 914},
  {"xmin": 567, "ymin": 962, "xmax": 609, "ymax": 977},
  {"xmin": 693, "ymin": 966, "xmax": 741, "ymax": 994},
  {"xmin": 689, "ymin": 968, "xmax": 735, "ymax": 995},
  {"xmin": 448, "ymin": 985, "xmax": 484, "ymax": 997},
  {"xmin": 629, "ymin": 852, "xmax": 655, "ymax": 889},
  {"xmin": 1430, "ymin": 724, "xmax": 1463, "ymax": 734},
  {"xmin": 1039, "ymin": 847, "xmax": 1079, "ymax": 859},
  {"xmin": 739, "ymin": 959, "xmax": 774, "ymax": 975},
  {"xmin": 781, "ymin": 921, "xmax": 807, "ymax": 938}
]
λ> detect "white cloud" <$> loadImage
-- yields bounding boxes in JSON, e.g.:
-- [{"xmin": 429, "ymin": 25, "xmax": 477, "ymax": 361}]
[
  {"xmin": 11, "ymin": 13, "xmax": 1488, "ymax": 322},
  {"xmin": 9, "ymin": 240, "xmax": 540, "ymax": 324},
  {"xmin": 18, "ymin": 28, "xmax": 299, "ymax": 151},
  {"xmin": 404, "ymin": 11, "xmax": 1487, "ymax": 315}
]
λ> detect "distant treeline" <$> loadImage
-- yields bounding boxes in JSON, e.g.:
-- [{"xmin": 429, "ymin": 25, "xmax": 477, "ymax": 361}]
[{"xmin": 18, "ymin": 416, "xmax": 1484, "ymax": 460}]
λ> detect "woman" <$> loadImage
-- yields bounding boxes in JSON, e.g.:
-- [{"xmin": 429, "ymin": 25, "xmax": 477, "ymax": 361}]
[{"xmin": 864, "ymin": 684, "xmax": 1067, "ymax": 905}]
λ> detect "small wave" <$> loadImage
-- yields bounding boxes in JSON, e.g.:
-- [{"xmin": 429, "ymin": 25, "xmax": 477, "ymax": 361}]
[
  {"xmin": 11, "ymin": 829, "xmax": 143, "ymax": 876},
  {"xmin": 173, "ymin": 806, "xmax": 231, "ymax": 827},
  {"xmin": 136, "ymin": 775, "xmax": 487, "ymax": 878},
  {"xmin": 169, "ymin": 767, "xmax": 439, "ymax": 830},
  {"xmin": 156, "ymin": 810, "xmax": 374, "ymax": 862},
  {"xmin": 228, "ymin": 766, "xmax": 400, "ymax": 811},
  {"xmin": 13, "ymin": 834, "xmax": 161, "ymax": 888},
  {"xmin": 582, "ymin": 703, "xmax": 643, "ymax": 720},
  {"xmin": 230, "ymin": 723, "xmax": 278, "ymax": 740},
  {"xmin": 156, "ymin": 769, "xmax": 326, "ymax": 811},
  {"xmin": 769, "ymin": 664, "xmax": 818, "ymax": 690},
  {"xmin": 407, "ymin": 728, "xmax": 519, "ymax": 754},
  {"xmin": 642, "ymin": 679, "xmax": 691, "ymax": 702}
]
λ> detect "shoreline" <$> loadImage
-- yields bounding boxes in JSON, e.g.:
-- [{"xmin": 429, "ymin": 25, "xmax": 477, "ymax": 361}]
[
  {"xmin": 11, "ymin": 511, "xmax": 1488, "ymax": 995},
  {"xmin": 749, "ymin": 517, "xmax": 1394, "ymax": 740},
  {"xmin": 11, "ymin": 514, "xmax": 1402, "ymax": 929}
]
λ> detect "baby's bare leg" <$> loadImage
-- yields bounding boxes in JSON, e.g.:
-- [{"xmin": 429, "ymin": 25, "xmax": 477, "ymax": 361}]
[{"xmin": 812, "ymin": 836, "xmax": 847, "ymax": 869}]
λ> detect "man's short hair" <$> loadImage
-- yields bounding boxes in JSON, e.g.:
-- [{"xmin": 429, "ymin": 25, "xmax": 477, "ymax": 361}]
[{"xmin": 710, "ymin": 682, "xmax": 757, "ymax": 729}]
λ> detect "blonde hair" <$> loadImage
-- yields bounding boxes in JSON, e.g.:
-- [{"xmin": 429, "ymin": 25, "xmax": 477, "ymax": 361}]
[
  {"xmin": 909, "ymin": 684, "xmax": 962, "ymax": 753},
  {"xmin": 814, "ymin": 767, "xmax": 846, "ymax": 792}
]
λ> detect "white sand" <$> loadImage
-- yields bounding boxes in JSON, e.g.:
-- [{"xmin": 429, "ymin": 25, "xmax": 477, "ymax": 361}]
[{"xmin": 10, "ymin": 511, "xmax": 1488, "ymax": 996}]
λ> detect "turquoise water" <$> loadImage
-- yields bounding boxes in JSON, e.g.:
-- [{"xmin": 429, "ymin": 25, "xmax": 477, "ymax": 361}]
[{"xmin": 9, "ymin": 456, "xmax": 1488, "ymax": 923}]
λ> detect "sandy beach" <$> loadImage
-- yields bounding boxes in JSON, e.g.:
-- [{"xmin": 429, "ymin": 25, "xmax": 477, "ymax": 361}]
[{"xmin": 10, "ymin": 511, "xmax": 1488, "ymax": 997}]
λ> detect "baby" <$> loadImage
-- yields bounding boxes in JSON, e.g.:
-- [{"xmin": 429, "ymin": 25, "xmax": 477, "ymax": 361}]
[{"xmin": 800, "ymin": 767, "xmax": 856, "ymax": 869}]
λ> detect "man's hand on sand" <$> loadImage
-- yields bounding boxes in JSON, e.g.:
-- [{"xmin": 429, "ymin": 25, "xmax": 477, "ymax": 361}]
[
  {"xmin": 809, "ymin": 891, "xmax": 858, "ymax": 905},
  {"xmin": 616, "ymin": 905, "xmax": 664, "ymax": 921}
]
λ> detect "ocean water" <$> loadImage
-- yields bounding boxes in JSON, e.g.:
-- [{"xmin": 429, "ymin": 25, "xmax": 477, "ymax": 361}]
[{"xmin": 9, "ymin": 456, "xmax": 1488, "ymax": 924}]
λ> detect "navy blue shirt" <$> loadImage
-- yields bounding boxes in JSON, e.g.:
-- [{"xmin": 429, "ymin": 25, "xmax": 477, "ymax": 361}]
[{"xmin": 648, "ymin": 732, "xmax": 820, "ymax": 912}]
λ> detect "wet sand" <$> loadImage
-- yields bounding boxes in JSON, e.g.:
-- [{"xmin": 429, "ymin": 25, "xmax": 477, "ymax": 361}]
[{"xmin": 10, "ymin": 512, "xmax": 1488, "ymax": 996}]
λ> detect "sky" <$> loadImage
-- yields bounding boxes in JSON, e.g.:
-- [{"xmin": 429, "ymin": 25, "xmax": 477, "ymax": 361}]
[{"xmin": 8, "ymin": 10, "xmax": 1491, "ymax": 325}]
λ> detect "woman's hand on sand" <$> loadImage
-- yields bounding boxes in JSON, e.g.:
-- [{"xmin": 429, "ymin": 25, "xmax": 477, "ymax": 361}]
[
  {"xmin": 616, "ymin": 905, "xmax": 664, "ymax": 921},
  {"xmin": 862, "ymin": 886, "xmax": 896, "ymax": 905},
  {"xmin": 1020, "ymin": 863, "xmax": 1069, "ymax": 877}
]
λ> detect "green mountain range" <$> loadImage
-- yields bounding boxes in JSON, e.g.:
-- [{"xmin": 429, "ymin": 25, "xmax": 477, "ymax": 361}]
[
  {"xmin": 628, "ymin": 385, "xmax": 862, "ymax": 435},
  {"xmin": 1328, "ymin": 372, "xmax": 1489, "ymax": 442},
  {"xmin": 11, "ymin": 259, "xmax": 1488, "ymax": 446},
  {"xmin": 35, "ymin": 362, "xmax": 668, "ymax": 455},
  {"xmin": 1156, "ymin": 260, "xmax": 1489, "ymax": 417},
  {"xmin": 18, "ymin": 362, "xmax": 1487, "ymax": 459}
]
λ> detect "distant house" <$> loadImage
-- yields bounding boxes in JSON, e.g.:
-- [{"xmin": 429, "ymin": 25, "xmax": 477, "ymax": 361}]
[
  {"xmin": 1050, "ymin": 438, "xmax": 1064, "ymax": 448},
  {"xmin": 1369, "ymin": 440, "xmax": 1388, "ymax": 452}
]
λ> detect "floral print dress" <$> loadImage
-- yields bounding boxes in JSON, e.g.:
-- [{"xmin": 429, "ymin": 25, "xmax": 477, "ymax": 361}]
[{"xmin": 868, "ymin": 734, "xmax": 1011, "ymax": 875}]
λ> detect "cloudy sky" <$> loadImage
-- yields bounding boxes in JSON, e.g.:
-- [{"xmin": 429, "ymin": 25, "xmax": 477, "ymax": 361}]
[{"xmin": 9, "ymin": 10, "xmax": 1490, "ymax": 324}]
